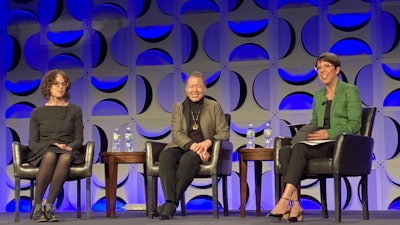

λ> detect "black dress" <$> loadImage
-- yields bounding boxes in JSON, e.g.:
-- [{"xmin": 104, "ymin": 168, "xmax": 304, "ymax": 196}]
[{"xmin": 27, "ymin": 104, "xmax": 84, "ymax": 166}]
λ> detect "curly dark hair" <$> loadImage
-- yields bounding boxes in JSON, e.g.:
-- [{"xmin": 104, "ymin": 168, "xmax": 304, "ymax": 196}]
[{"xmin": 40, "ymin": 69, "xmax": 71, "ymax": 101}]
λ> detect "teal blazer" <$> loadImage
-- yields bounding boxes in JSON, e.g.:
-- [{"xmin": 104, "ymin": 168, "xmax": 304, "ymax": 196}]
[{"xmin": 310, "ymin": 80, "xmax": 362, "ymax": 139}]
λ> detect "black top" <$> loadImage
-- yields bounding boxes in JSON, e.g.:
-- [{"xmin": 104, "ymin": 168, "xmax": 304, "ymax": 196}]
[
  {"xmin": 27, "ymin": 104, "xmax": 84, "ymax": 166},
  {"xmin": 323, "ymin": 100, "xmax": 332, "ymax": 129}
]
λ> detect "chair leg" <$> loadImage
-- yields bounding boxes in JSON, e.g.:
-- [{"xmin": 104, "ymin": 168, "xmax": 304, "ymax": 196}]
[
  {"xmin": 146, "ymin": 176, "xmax": 154, "ymax": 219},
  {"xmin": 334, "ymin": 175, "xmax": 342, "ymax": 223},
  {"xmin": 86, "ymin": 177, "xmax": 91, "ymax": 219},
  {"xmin": 14, "ymin": 177, "xmax": 21, "ymax": 222},
  {"xmin": 181, "ymin": 194, "xmax": 186, "ymax": 216},
  {"xmin": 77, "ymin": 179, "xmax": 81, "ymax": 218},
  {"xmin": 274, "ymin": 174, "xmax": 282, "ymax": 205},
  {"xmin": 319, "ymin": 178, "xmax": 328, "ymax": 218},
  {"xmin": 222, "ymin": 176, "xmax": 229, "ymax": 216},
  {"xmin": 361, "ymin": 175, "xmax": 369, "ymax": 220},
  {"xmin": 212, "ymin": 175, "xmax": 219, "ymax": 219},
  {"xmin": 30, "ymin": 180, "xmax": 35, "ymax": 219}
]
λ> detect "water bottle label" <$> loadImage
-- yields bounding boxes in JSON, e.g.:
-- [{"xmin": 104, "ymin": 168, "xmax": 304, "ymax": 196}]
[
  {"xmin": 247, "ymin": 130, "xmax": 255, "ymax": 137},
  {"xmin": 264, "ymin": 129, "xmax": 272, "ymax": 136},
  {"xmin": 113, "ymin": 133, "xmax": 120, "ymax": 140},
  {"xmin": 125, "ymin": 133, "xmax": 133, "ymax": 140}
]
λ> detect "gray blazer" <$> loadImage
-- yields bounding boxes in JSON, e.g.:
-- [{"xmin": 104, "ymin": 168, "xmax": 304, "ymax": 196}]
[{"xmin": 165, "ymin": 98, "xmax": 230, "ymax": 150}]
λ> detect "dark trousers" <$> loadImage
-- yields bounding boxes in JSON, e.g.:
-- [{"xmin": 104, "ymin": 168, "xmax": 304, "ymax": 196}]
[
  {"xmin": 279, "ymin": 142, "xmax": 335, "ymax": 187},
  {"xmin": 159, "ymin": 147, "xmax": 202, "ymax": 204}
]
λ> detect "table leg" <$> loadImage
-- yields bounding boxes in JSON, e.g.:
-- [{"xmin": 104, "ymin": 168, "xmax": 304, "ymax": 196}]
[
  {"xmin": 107, "ymin": 157, "xmax": 117, "ymax": 218},
  {"xmin": 104, "ymin": 162, "xmax": 111, "ymax": 217},
  {"xmin": 239, "ymin": 154, "xmax": 248, "ymax": 218},
  {"xmin": 254, "ymin": 160, "xmax": 262, "ymax": 216}
]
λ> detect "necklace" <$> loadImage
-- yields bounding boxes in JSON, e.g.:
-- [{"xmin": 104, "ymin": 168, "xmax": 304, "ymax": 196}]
[{"xmin": 191, "ymin": 111, "xmax": 200, "ymax": 131}]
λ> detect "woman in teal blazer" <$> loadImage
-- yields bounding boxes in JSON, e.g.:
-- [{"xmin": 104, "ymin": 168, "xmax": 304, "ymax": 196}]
[{"xmin": 267, "ymin": 52, "xmax": 362, "ymax": 222}]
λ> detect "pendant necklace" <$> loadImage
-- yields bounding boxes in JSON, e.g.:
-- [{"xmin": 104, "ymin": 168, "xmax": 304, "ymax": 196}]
[{"xmin": 191, "ymin": 111, "xmax": 200, "ymax": 131}]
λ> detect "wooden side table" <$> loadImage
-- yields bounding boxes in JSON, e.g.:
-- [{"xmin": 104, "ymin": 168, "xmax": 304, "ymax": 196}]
[
  {"xmin": 238, "ymin": 148, "xmax": 274, "ymax": 218},
  {"xmin": 100, "ymin": 151, "xmax": 146, "ymax": 218}
]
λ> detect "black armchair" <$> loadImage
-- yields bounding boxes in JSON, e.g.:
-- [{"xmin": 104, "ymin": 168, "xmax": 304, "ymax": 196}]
[
  {"xmin": 274, "ymin": 107, "xmax": 376, "ymax": 223},
  {"xmin": 145, "ymin": 114, "xmax": 233, "ymax": 219},
  {"xmin": 12, "ymin": 141, "xmax": 95, "ymax": 222}
]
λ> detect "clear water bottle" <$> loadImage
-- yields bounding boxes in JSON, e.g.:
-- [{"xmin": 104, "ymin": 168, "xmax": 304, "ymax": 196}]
[
  {"xmin": 125, "ymin": 127, "xmax": 134, "ymax": 152},
  {"xmin": 246, "ymin": 124, "xmax": 255, "ymax": 149},
  {"xmin": 112, "ymin": 128, "xmax": 121, "ymax": 152},
  {"xmin": 264, "ymin": 120, "xmax": 273, "ymax": 148}
]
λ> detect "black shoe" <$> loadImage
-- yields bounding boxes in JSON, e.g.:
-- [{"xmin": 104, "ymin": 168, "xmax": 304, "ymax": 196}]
[
  {"xmin": 159, "ymin": 202, "xmax": 176, "ymax": 220},
  {"xmin": 32, "ymin": 206, "xmax": 47, "ymax": 223},
  {"xmin": 150, "ymin": 204, "xmax": 165, "ymax": 218},
  {"xmin": 287, "ymin": 211, "xmax": 303, "ymax": 222},
  {"xmin": 44, "ymin": 204, "xmax": 59, "ymax": 222},
  {"xmin": 266, "ymin": 212, "xmax": 289, "ymax": 220}
]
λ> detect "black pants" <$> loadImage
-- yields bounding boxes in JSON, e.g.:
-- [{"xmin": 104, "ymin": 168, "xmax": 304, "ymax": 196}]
[
  {"xmin": 159, "ymin": 147, "xmax": 202, "ymax": 204},
  {"xmin": 279, "ymin": 142, "xmax": 335, "ymax": 187}
]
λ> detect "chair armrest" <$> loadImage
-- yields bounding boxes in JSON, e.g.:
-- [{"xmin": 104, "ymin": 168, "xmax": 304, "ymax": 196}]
[
  {"xmin": 83, "ymin": 141, "xmax": 95, "ymax": 176},
  {"xmin": 200, "ymin": 139, "xmax": 233, "ymax": 176},
  {"xmin": 216, "ymin": 139, "xmax": 233, "ymax": 176},
  {"xmin": 145, "ymin": 141, "xmax": 167, "ymax": 175},
  {"xmin": 12, "ymin": 141, "xmax": 30, "ymax": 167},
  {"xmin": 332, "ymin": 134, "xmax": 374, "ymax": 175},
  {"xmin": 273, "ymin": 136, "xmax": 293, "ymax": 174}
]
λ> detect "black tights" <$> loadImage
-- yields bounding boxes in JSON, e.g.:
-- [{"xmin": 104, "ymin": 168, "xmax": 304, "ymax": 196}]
[{"xmin": 34, "ymin": 151, "xmax": 72, "ymax": 205}]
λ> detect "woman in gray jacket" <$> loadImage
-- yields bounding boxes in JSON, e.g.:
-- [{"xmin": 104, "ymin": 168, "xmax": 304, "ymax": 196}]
[{"xmin": 152, "ymin": 71, "xmax": 230, "ymax": 220}]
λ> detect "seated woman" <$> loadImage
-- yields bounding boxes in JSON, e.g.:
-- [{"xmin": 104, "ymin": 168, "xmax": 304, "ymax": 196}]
[
  {"xmin": 267, "ymin": 52, "xmax": 362, "ymax": 222},
  {"xmin": 28, "ymin": 70, "xmax": 83, "ymax": 222},
  {"xmin": 151, "ymin": 71, "xmax": 230, "ymax": 220}
]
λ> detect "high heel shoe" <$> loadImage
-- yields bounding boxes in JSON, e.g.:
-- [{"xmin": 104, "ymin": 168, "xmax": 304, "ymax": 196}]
[
  {"xmin": 266, "ymin": 197, "xmax": 290, "ymax": 220},
  {"xmin": 287, "ymin": 211, "xmax": 303, "ymax": 222},
  {"xmin": 150, "ymin": 204, "xmax": 165, "ymax": 218},
  {"xmin": 286, "ymin": 200, "xmax": 303, "ymax": 222},
  {"xmin": 159, "ymin": 202, "xmax": 176, "ymax": 220}
]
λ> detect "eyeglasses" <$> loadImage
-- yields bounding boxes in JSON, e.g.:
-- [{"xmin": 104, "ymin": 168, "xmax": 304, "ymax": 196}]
[
  {"xmin": 314, "ymin": 64, "xmax": 335, "ymax": 71},
  {"xmin": 52, "ymin": 82, "xmax": 68, "ymax": 87}
]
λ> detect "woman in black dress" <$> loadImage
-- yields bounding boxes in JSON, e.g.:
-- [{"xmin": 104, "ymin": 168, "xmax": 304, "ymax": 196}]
[{"xmin": 28, "ymin": 70, "xmax": 83, "ymax": 222}]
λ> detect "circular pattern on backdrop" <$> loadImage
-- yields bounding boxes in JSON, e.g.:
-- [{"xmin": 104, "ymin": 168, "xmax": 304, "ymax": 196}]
[{"xmin": 5, "ymin": 79, "xmax": 40, "ymax": 96}]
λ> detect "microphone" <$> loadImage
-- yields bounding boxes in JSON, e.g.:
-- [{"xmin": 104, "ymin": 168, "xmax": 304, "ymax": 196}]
[{"xmin": 321, "ymin": 101, "xmax": 326, "ymax": 106}]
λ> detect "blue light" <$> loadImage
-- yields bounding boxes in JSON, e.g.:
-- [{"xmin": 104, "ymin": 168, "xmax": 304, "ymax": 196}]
[
  {"xmin": 136, "ymin": 124, "xmax": 171, "ymax": 140},
  {"xmin": 388, "ymin": 197, "xmax": 400, "ymax": 210},
  {"xmin": 228, "ymin": 19, "xmax": 268, "ymax": 37},
  {"xmin": 279, "ymin": 92, "xmax": 313, "ymax": 110},
  {"xmin": 47, "ymin": 30, "xmax": 84, "ymax": 47},
  {"xmin": 186, "ymin": 195, "xmax": 222, "ymax": 211},
  {"xmin": 91, "ymin": 75, "xmax": 128, "ymax": 93},
  {"xmin": 278, "ymin": 68, "xmax": 316, "ymax": 85},
  {"xmin": 92, "ymin": 99, "xmax": 128, "ymax": 116},
  {"xmin": 135, "ymin": 25, "xmax": 173, "ymax": 42},
  {"xmin": 5, "ymin": 79, "xmax": 40, "ymax": 96},
  {"xmin": 181, "ymin": 0, "xmax": 219, "ymax": 14},
  {"xmin": 382, "ymin": 64, "xmax": 400, "ymax": 80},
  {"xmin": 6, "ymin": 197, "xmax": 32, "ymax": 213},
  {"xmin": 328, "ymin": 12, "xmax": 371, "ymax": 31},
  {"xmin": 383, "ymin": 89, "xmax": 400, "ymax": 107},
  {"xmin": 136, "ymin": 49, "xmax": 173, "ymax": 65},
  {"xmin": 6, "ymin": 102, "xmax": 35, "ymax": 119},
  {"xmin": 229, "ymin": 43, "xmax": 269, "ymax": 61},
  {"xmin": 48, "ymin": 53, "xmax": 83, "ymax": 69},
  {"xmin": 330, "ymin": 38, "xmax": 372, "ymax": 55}
]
